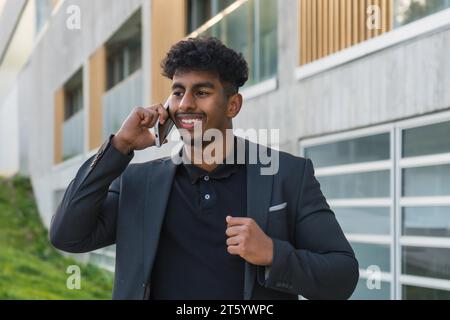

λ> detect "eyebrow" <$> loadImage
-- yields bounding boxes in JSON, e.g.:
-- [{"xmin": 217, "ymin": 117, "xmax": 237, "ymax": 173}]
[{"xmin": 171, "ymin": 81, "xmax": 216, "ymax": 91}]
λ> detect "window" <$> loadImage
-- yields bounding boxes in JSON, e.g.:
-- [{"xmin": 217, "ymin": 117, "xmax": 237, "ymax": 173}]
[
  {"xmin": 305, "ymin": 133, "xmax": 390, "ymax": 168},
  {"xmin": 189, "ymin": 0, "xmax": 278, "ymax": 86},
  {"xmin": 102, "ymin": 10, "xmax": 143, "ymax": 139},
  {"xmin": 65, "ymin": 84, "xmax": 83, "ymax": 121},
  {"xmin": 35, "ymin": 0, "xmax": 53, "ymax": 35},
  {"xmin": 107, "ymin": 42, "xmax": 141, "ymax": 89},
  {"xmin": 352, "ymin": 242, "xmax": 391, "ymax": 272},
  {"xmin": 62, "ymin": 69, "xmax": 84, "ymax": 160},
  {"xmin": 394, "ymin": 0, "xmax": 450, "ymax": 27},
  {"xmin": 334, "ymin": 207, "xmax": 390, "ymax": 235},
  {"xmin": 351, "ymin": 279, "xmax": 391, "ymax": 300},
  {"xmin": 301, "ymin": 116, "xmax": 450, "ymax": 299},
  {"xmin": 303, "ymin": 127, "xmax": 394, "ymax": 300},
  {"xmin": 402, "ymin": 285, "xmax": 450, "ymax": 299},
  {"xmin": 403, "ymin": 207, "xmax": 450, "ymax": 237},
  {"xmin": 402, "ymin": 120, "xmax": 450, "ymax": 157},
  {"xmin": 399, "ymin": 119, "xmax": 450, "ymax": 299},
  {"xmin": 188, "ymin": 0, "xmax": 236, "ymax": 33},
  {"xmin": 402, "ymin": 247, "xmax": 450, "ymax": 280},
  {"xmin": 106, "ymin": 10, "xmax": 142, "ymax": 89}
]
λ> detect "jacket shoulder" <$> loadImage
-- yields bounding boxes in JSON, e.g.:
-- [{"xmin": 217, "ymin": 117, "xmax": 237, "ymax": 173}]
[
  {"xmin": 270, "ymin": 147, "xmax": 308, "ymax": 178},
  {"xmin": 122, "ymin": 156, "xmax": 172, "ymax": 176}
]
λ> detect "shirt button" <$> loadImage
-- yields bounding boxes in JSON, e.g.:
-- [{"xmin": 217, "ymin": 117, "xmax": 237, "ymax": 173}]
[
  {"xmin": 204, "ymin": 175, "xmax": 210, "ymax": 181},
  {"xmin": 204, "ymin": 194, "xmax": 210, "ymax": 200}
]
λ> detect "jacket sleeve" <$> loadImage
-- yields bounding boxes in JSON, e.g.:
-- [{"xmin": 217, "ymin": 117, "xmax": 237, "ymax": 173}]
[
  {"xmin": 49, "ymin": 137, "xmax": 133, "ymax": 253},
  {"xmin": 261, "ymin": 158, "xmax": 359, "ymax": 299}
]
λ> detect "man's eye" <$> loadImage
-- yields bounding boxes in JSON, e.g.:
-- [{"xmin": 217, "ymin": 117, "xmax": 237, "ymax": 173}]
[
  {"xmin": 173, "ymin": 92, "xmax": 183, "ymax": 97},
  {"xmin": 196, "ymin": 91, "xmax": 209, "ymax": 97}
]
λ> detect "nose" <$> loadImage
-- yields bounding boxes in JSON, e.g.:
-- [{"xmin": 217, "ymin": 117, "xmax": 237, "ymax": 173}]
[{"xmin": 178, "ymin": 92, "xmax": 195, "ymax": 113}]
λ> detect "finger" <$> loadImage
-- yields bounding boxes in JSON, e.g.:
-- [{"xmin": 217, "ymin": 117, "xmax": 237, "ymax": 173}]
[
  {"xmin": 227, "ymin": 244, "xmax": 241, "ymax": 256},
  {"xmin": 156, "ymin": 104, "xmax": 169, "ymax": 124},
  {"xmin": 226, "ymin": 216, "xmax": 253, "ymax": 227},
  {"xmin": 145, "ymin": 104, "xmax": 168, "ymax": 124},
  {"xmin": 139, "ymin": 109, "xmax": 158, "ymax": 128},
  {"xmin": 134, "ymin": 107, "xmax": 146, "ymax": 121},
  {"xmin": 225, "ymin": 225, "xmax": 244, "ymax": 237},
  {"xmin": 226, "ymin": 235, "xmax": 241, "ymax": 246},
  {"xmin": 138, "ymin": 108, "xmax": 149, "ymax": 124}
]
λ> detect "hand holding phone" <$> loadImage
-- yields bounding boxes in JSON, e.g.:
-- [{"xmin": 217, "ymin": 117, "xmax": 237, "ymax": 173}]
[{"xmin": 154, "ymin": 96, "xmax": 175, "ymax": 148}]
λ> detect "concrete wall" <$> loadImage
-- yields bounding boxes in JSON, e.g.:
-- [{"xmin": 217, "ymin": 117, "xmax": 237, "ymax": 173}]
[
  {"xmin": 0, "ymin": 0, "xmax": 27, "ymax": 63},
  {"xmin": 0, "ymin": 84, "xmax": 19, "ymax": 176},
  {"xmin": 0, "ymin": 0, "xmax": 34, "ymax": 176}
]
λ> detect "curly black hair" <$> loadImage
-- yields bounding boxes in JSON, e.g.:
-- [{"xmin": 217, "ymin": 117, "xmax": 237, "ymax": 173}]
[{"xmin": 161, "ymin": 36, "xmax": 249, "ymax": 94}]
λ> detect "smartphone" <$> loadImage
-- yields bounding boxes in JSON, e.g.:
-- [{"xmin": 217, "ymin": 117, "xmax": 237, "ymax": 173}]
[{"xmin": 154, "ymin": 96, "xmax": 175, "ymax": 148}]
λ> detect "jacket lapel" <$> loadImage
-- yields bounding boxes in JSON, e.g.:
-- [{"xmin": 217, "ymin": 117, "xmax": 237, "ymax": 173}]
[
  {"xmin": 244, "ymin": 140, "xmax": 274, "ymax": 299},
  {"xmin": 142, "ymin": 155, "xmax": 178, "ymax": 286}
]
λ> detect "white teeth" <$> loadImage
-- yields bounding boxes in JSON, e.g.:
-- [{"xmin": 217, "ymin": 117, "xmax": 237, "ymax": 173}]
[{"xmin": 180, "ymin": 118, "xmax": 202, "ymax": 124}]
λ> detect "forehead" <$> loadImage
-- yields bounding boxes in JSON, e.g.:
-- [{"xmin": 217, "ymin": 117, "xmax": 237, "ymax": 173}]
[{"xmin": 172, "ymin": 69, "xmax": 222, "ymax": 87}]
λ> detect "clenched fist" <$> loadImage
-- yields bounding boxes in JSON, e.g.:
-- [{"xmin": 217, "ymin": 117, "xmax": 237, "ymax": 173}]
[
  {"xmin": 111, "ymin": 104, "xmax": 170, "ymax": 155},
  {"xmin": 225, "ymin": 216, "xmax": 274, "ymax": 266}
]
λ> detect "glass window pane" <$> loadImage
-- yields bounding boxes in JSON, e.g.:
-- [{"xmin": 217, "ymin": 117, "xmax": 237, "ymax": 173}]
[
  {"xmin": 402, "ymin": 121, "xmax": 450, "ymax": 157},
  {"xmin": 402, "ymin": 246, "xmax": 450, "ymax": 280},
  {"xmin": 350, "ymin": 279, "xmax": 390, "ymax": 300},
  {"xmin": 224, "ymin": 1, "xmax": 254, "ymax": 83},
  {"xmin": 403, "ymin": 207, "xmax": 450, "ymax": 237},
  {"xmin": 197, "ymin": 0, "xmax": 277, "ymax": 86},
  {"xmin": 402, "ymin": 285, "xmax": 450, "ymax": 300},
  {"xmin": 35, "ymin": 0, "xmax": 53, "ymax": 35},
  {"xmin": 334, "ymin": 207, "xmax": 390, "ymax": 235},
  {"xmin": 403, "ymin": 165, "xmax": 450, "ymax": 197},
  {"xmin": 351, "ymin": 242, "xmax": 390, "ymax": 272},
  {"xmin": 318, "ymin": 171, "xmax": 390, "ymax": 199},
  {"xmin": 305, "ymin": 133, "xmax": 390, "ymax": 168},
  {"xmin": 258, "ymin": 0, "xmax": 277, "ymax": 81},
  {"xmin": 394, "ymin": 0, "xmax": 450, "ymax": 28},
  {"xmin": 188, "ymin": 0, "xmax": 212, "ymax": 33}
]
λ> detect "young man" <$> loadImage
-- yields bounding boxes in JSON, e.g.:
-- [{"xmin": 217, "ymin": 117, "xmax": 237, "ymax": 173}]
[{"xmin": 50, "ymin": 37, "xmax": 358, "ymax": 300}]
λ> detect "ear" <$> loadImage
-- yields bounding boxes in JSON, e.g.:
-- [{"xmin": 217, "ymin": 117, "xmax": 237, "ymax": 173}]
[{"xmin": 226, "ymin": 93, "xmax": 243, "ymax": 118}]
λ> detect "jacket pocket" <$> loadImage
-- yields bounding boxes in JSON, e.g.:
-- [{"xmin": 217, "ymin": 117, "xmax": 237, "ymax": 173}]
[{"xmin": 266, "ymin": 208, "xmax": 289, "ymax": 241}]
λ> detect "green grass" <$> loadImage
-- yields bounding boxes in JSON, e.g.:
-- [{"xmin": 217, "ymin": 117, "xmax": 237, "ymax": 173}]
[{"xmin": 0, "ymin": 175, "xmax": 113, "ymax": 299}]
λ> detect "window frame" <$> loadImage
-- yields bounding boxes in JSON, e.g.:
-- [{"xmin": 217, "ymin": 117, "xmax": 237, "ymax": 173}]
[
  {"xmin": 300, "ymin": 123, "xmax": 396, "ymax": 300},
  {"xmin": 300, "ymin": 111, "xmax": 450, "ymax": 299}
]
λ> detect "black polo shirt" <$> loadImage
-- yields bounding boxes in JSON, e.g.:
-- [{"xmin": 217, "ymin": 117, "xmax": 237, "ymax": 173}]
[{"xmin": 149, "ymin": 153, "xmax": 247, "ymax": 299}]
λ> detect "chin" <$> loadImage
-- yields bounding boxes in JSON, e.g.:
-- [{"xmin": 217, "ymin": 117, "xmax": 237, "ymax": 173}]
[{"xmin": 179, "ymin": 130, "xmax": 204, "ymax": 147}]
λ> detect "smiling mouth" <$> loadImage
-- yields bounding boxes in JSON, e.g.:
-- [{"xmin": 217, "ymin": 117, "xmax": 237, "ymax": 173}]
[{"xmin": 175, "ymin": 114, "xmax": 206, "ymax": 130}]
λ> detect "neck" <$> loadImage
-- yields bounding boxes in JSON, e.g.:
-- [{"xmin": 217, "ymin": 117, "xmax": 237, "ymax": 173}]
[{"xmin": 183, "ymin": 132, "xmax": 235, "ymax": 172}]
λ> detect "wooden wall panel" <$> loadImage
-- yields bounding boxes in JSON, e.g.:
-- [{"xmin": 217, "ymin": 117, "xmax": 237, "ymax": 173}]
[
  {"xmin": 151, "ymin": 0, "xmax": 187, "ymax": 105},
  {"xmin": 299, "ymin": 0, "xmax": 393, "ymax": 65},
  {"xmin": 88, "ymin": 45, "xmax": 107, "ymax": 150},
  {"xmin": 54, "ymin": 88, "xmax": 64, "ymax": 164}
]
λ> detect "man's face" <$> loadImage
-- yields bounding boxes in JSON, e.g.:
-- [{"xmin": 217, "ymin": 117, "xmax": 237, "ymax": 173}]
[{"xmin": 169, "ymin": 69, "xmax": 241, "ymax": 145}]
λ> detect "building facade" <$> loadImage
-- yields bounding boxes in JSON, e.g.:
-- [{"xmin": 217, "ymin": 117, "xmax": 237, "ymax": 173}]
[{"xmin": 0, "ymin": 0, "xmax": 449, "ymax": 299}]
